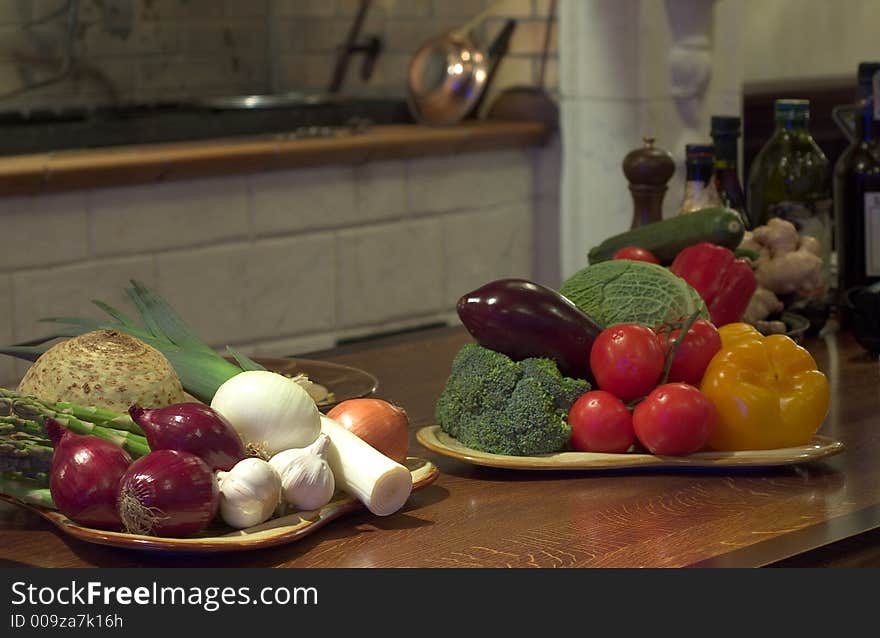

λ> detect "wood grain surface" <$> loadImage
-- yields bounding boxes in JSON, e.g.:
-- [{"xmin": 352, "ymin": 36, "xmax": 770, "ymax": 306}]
[{"xmin": 2, "ymin": 322, "xmax": 878, "ymax": 568}]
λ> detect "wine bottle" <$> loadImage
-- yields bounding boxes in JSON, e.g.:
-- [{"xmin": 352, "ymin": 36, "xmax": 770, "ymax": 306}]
[
  {"xmin": 834, "ymin": 62, "xmax": 880, "ymax": 294},
  {"xmin": 710, "ymin": 115, "xmax": 750, "ymax": 228},
  {"xmin": 679, "ymin": 144, "xmax": 723, "ymax": 214}
]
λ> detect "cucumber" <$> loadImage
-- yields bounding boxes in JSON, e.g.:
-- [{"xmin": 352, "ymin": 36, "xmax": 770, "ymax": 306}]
[{"xmin": 588, "ymin": 207, "xmax": 746, "ymax": 266}]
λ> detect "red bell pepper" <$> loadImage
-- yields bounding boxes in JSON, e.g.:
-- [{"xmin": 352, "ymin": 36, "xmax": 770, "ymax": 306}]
[{"xmin": 669, "ymin": 242, "xmax": 757, "ymax": 327}]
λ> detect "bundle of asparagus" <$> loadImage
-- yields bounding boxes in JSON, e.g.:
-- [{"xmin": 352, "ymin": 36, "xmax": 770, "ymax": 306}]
[{"xmin": 0, "ymin": 389, "xmax": 150, "ymax": 509}]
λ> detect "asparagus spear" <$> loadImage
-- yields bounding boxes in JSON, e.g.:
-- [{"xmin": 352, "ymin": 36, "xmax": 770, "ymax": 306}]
[
  {"xmin": 0, "ymin": 417, "xmax": 52, "ymax": 443},
  {"xmin": 0, "ymin": 398, "xmax": 149, "ymax": 458},
  {"xmin": 0, "ymin": 389, "xmax": 143, "ymax": 435},
  {"xmin": 50, "ymin": 400, "xmax": 143, "ymax": 436},
  {"xmin": 0, "ymin": 473, "xmax": 54, "ymax": 509},
  {"xmin": 0, "ymin": 435, "xmax": 54, "ymax": 476}
]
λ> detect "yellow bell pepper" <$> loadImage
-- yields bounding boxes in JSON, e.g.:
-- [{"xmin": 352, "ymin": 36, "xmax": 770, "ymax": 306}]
[{"xmin": 699, "ymin": 323, "xmax": 830, "ymax": 451}]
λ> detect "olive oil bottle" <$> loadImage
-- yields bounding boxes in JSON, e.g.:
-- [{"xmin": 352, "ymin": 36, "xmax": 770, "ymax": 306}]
[{"xmin": 747, "ymin": 99, "xmax": 832, "ymax": 328}]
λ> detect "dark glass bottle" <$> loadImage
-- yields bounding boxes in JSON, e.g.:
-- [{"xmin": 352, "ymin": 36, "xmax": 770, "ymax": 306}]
[
  {"xmin": 834, "ymin": 62, "xmax": 880, "ymax": 295},
  {"xmin": 679, "ymin": 144, "xmax": 723, "ymax": 214},
  {"xmin": 710, "ymin": 115, "xmax": 749, "ymax": 228},
  {"xmin": 747, "ymin": 99, "xmax": 832, "ymax": 329}
]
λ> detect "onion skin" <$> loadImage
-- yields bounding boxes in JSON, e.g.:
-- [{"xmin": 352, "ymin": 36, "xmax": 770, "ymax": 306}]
[
  {"xmin": 117, "ymin": 450, "xmax": 219, "ymax": 538},
  {"xmin": 326, "ymin": 399, "xmax": 409, "ymax": 463},
  {"xmin": 129, "ymin": 403, "xmax": 247, "ymax": 471},
  {"xmin": 47, "ymin": 418, "xmax": 132, "ymax": 531}
]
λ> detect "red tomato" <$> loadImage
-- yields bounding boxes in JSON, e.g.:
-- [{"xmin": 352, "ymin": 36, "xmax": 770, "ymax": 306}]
[
  {"xmin": 612, "ymin": 246, "xmax": 660, "ymax": 265},
  {"xmin": 589, "ymin": 323, "xmax": 665, "ymax": 401},
  {"xmin": 656, "ymin": 319, "xmax": 722, "ymax": 386},
  {"xmin": 568, "ymin": 390, "xmax": 634, "ymax": 453},
  {"xmin": 632, "ymin": 383, "xmax": 716, "ymax": 455}
]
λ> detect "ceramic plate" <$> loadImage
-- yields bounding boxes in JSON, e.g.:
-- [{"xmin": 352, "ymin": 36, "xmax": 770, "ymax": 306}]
[
  {"xmin": 0, "ymin": 457, "xmax": 437, "ymax": 554},
  {"xmin": 417, "ymin": 426, "xmax": 844, "ymax": 471},
  {"xmin": 250, "ymin": 357, "xmax": 379, "ymax": 409}
]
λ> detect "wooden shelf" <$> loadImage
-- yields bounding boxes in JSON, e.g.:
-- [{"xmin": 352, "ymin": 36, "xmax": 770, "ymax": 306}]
[{"xmin": 0, "ymin": 121, "xmax": 550, "ymax": 197}]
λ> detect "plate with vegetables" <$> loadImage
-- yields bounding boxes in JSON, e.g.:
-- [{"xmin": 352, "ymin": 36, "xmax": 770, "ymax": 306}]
[
  {"xmin": 428, "ymin": 262, "xmax": 844, "ymax": 473},
  {"xmin": 0, "ymin": 456, "xmax": 437, "ymax": 554},
  {"xmin": 0, "ymin": 281, "xmax": 435, "ymax": 553},
  {"xmin": 417, "ymin": 426, "xmax": 842, "ymax": 471},
  {"xmin": 0, "ymin": 383, "xmax": 438, "ymax": 553}
]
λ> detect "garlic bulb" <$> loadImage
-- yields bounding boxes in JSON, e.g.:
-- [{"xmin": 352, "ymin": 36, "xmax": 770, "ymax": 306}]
[
  {"xmin": 216, "ymin": 457, "xmax": 282, "ymax": 529},
  {"xmin": 269, "ymin": 435, "xmax": 336, "ymax": 512},
  {"xmin": 210, "ymin": 370, "xmax": 321, "ymax": 458}
]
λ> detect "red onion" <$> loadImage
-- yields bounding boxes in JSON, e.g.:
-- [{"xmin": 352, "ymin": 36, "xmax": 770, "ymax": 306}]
[
  {"xmin": 117, "ymin": 449, "xmax": 219, "ymax": 537},
  {"xmin": 46, "ymin": 418, "xmax": 132, "ymax": 531},
  {"xmin": 129, "ymin": 403, "xmax": 246, "ymax": 471}
]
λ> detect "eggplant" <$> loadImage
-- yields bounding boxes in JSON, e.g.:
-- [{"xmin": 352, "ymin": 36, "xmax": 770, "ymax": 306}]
[{"xmin": 456, "ymin": 278, "xmax": 602, "ymax": 382}]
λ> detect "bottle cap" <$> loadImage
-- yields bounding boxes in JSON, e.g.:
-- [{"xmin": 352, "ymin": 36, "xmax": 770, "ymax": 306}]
[
  {"xmin": 774, "ymin": 99, "xmax": 810, "ymax": 121},
  {"xmin": 710, "ymin": 115, "xmax": 741, "ymax": 137},
  {"xmin": 858, "ymin": 62, "xmax": 880, "ymax": 93},
  {"xmin": 685, "ymin": 144, "xmax": 715, "ymax": 161}
]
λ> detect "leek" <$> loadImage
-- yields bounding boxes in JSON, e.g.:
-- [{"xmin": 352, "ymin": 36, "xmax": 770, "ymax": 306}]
[{"xmin": 0, "ymin": 280, "xmax": 264, "ymax": 404}]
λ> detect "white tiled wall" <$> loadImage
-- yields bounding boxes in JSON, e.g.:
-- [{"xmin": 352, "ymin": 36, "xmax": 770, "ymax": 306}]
[{"xmin": 0, "ymin": 149, "xmax": 536, "ymax": 388}]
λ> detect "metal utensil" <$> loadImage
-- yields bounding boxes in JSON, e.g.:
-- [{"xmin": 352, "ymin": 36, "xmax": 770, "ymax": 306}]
[
  {"xmin": 486, "ymin": 0, "xmax": 559, "ymax": 127},
  {"xmin": 189, "ymin": 92, "xmax": 345, "ymax": 111},
  {"xmin": 406, "ymin": 2, "xmax": 507, "ymax": 126}
]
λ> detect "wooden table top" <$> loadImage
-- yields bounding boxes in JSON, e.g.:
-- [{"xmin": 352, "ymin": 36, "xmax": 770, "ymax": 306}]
[{"xmin": 2, "ymin": 322, "xmax": 879, "ymax": 568}]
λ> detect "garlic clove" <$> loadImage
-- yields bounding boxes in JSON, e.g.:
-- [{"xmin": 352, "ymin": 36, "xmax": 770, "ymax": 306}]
[
  {"xmin": 277, "ymin": 453, "xmax": 336, "ymax": 512},
  {"xmin": 305, "ymin": 433, "xmax": 331, "ymax": 459},
  {"xmin": 217, "ymin": 457, "xmax": 282, "ymax": 529}
]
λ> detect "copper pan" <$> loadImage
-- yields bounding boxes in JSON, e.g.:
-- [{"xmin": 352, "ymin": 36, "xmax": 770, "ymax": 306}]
[
  {"xmin": 486, "ymin": 0, "xmax": 558, "ymax": 128},
  {"xmin": 406, "ymin": 3, "xmax": 506, "ymax": 126}
]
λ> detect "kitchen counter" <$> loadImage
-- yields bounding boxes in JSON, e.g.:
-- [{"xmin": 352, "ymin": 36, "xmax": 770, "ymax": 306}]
[
  {"xmin": 0, "ymin": 121, "xmax": 550, "ymax": 196},
  {"xmin": 2, "ymin": 322, "xmax": 878, "ymax": 568}
]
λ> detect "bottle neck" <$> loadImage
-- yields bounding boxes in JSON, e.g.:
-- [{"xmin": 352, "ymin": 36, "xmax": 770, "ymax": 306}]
[
  {"xmin": 711, "ymin": 135, "xmax": 739, "ymax": 165},
  {"xmin": 775, "ymin": 115, "xmax": 809, "ymax": 132},
  {"xmin": 858, "ymin": 97, "xmax": 879, "ymax": 142},
  {"xmin": 686, "ymin": 163, "xmax": 714, "ymax": 183}
]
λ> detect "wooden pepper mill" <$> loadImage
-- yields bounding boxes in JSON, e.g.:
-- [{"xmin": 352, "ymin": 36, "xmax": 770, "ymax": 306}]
[{"xmin": 622, "ymin": 137, "xmax": 675, "ymax": 229}]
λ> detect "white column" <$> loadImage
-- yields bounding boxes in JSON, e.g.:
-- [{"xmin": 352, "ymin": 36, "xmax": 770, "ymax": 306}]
[{"xmin": 558, "ymin": 0, "xmax": 742, "ymax": 280}]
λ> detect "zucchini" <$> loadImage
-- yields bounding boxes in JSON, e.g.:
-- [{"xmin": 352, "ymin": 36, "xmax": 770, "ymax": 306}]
[{"xmin": 588, "ymin": 207, "xmax": 746, "ymax": 265}]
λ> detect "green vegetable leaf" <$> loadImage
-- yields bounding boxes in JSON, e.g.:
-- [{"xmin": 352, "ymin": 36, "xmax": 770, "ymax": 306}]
[
  {"xmin": 127, "ymin": 280, "xmax": 218, "ymax": 355},
  {"xmin": 226, "ymin": 346, "xmax": 266, "ymax": 372},
  {"xmin": 91, "ymin": 300, "xmax": 139, "ymax": 328},
  {"xmin": 560, "ymin": 260, "xmax": 709, "ymax": 328}
]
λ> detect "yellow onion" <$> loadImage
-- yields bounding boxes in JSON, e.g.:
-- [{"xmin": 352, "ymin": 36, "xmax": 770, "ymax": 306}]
[{"xmin": 326, "ymin": 398, "xmax": 409, "ymax": 463}]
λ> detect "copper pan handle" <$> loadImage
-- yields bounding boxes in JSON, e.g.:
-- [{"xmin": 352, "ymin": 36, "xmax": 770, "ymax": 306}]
[{"xmin": 449, "ymin": 0, "xmax": 501, "ymax": 41}]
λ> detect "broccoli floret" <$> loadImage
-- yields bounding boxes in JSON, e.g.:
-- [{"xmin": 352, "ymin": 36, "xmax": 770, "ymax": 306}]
[
  {"xmin": 518, "ymin": 358, "xmax": 591, "ymax": 410},
  {"xmin": 435, "ymin": 344, "xmax": 591, "ymax": 456}
]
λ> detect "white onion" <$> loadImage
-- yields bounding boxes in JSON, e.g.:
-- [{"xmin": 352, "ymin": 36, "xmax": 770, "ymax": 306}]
[{"xmin": 210, "ymin": 370, "xmax": 321, "ymax": 457}]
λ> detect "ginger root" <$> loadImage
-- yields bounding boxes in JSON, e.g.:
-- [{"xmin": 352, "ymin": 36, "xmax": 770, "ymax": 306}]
[
  {"xmin": 755, "ymin": 249, "xmax": 824, "ymax": 295},
  {"xmin": 739, "ymin": 218, "xmax": 824, "ymax": 296},
  {"xmin": 742, "ymin": 285, "xmax": 784, "ymax": 323},
  {"xmin": 752, "ymin": 217, "xmax": 800, "ymax": 256}
]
